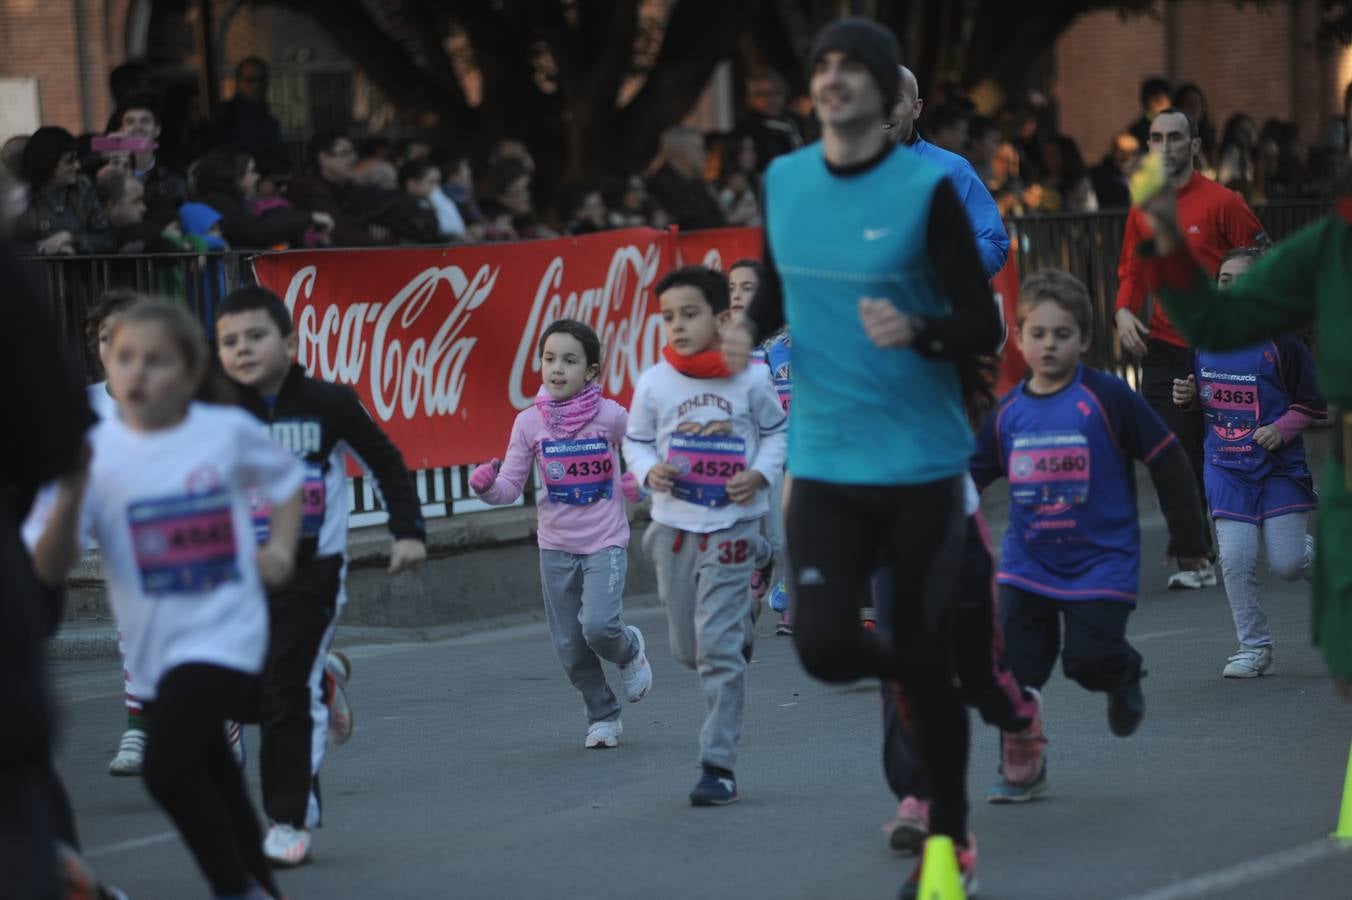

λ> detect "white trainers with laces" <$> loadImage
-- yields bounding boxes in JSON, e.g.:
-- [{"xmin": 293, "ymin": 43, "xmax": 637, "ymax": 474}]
[
  {"xmin": 1168, "ymin": 561, "xmax": 1218, "ymax": 590},
  {"xmin": 585, "ymin": 719, "xmax": 623, "ymax": 749},
  {"xmin": 1223, "ymin": 646, "xmax": 1274, "ymax": 678},
  {"xmin": 618, "ymin": 625, "xmax": 652, "ymax": 703},
  {"xmin": 263, "ymin": 822, "xmax": 312, "ymax": 867},
  {"xmin": 108, "ymin": 728, "xmax": 146, "ymax": 776}
]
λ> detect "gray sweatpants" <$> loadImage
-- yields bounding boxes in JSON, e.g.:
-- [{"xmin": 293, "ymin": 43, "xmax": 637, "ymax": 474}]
[
  {"xmin": 1215, "ymin": 513, "xmax": 1312, "ymax": 649},
  {"xmin": 644, "ymin": 518, "xmax": 759, "ymax": 770},
  {"xmin": 539, "ymin": 547, "xmax": 639, "ymax": 725}
]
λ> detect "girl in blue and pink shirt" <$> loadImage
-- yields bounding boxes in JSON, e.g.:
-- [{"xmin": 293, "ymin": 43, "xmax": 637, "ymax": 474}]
[
  {"xmin": 470, "ymin": 319, "xmax": 652, "ymax": 749},
  {"xmin": 1171, "ymin": 246, "xmax": 1325, "ymax": 678}
]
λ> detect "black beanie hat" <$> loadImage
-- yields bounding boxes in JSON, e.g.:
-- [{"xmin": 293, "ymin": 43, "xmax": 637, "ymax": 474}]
[{"xmin": 810, "ymin": 18, "xmax": 902, "ymax": 107}]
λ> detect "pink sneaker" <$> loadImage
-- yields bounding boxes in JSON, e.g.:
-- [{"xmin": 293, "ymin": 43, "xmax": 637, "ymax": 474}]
[
  {"xmin": 883, "ymin": 795, "xmax": 930, "ymax": 855},
  {"xmin": 1000, "ymin": 686, "xmax": 1047, "ymax": 786}
]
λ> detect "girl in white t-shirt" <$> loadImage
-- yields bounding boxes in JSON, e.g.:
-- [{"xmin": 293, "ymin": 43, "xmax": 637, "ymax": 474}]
[{"xmin": 34, "ymin": 300, "xmax": 303, "ymax": 900}]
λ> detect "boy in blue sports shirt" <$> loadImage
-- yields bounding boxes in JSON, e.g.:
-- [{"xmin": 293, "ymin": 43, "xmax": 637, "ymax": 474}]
[{"xmin": 971, "ymin": 270, "xmax": 1210, "ymax": 802}]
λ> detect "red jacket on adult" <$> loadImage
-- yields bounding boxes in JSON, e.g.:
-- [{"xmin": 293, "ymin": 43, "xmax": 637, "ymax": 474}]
[{"xmin": 1114, "ymin": 170, "xmax": 1266, "ymax": 348}]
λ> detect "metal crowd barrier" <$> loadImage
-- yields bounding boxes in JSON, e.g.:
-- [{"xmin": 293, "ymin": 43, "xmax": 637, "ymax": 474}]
[
  {"xmin": 1006, "ymin": 200, "xmax": 1332, "ymax": 383},
  {"xmin": 15, "ymin": 198, "xmax": 1334, "ymax": 526}
]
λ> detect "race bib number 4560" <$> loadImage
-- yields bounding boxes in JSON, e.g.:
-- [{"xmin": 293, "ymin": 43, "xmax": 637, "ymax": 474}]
[
  {"xmin": 1009, "ymin": 431, "xmax": 1091, "ymax": 508},
  {"xmin": 128, "ymin": 488, "xmax": 240, "ymax": 596}
]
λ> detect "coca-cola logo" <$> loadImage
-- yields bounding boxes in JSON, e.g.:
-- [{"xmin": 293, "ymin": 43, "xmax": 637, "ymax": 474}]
[
  {"xmin": 282, "ymin": 263, "xmax": 495, "ymax": 422},
  {"xmin": 508, "ymin": 242, "xmax": 666, "ymax": 408}
]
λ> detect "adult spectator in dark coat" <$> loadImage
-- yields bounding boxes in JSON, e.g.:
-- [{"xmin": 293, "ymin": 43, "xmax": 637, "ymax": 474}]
[
  {"xmin": 1090, "ymin": 132, "xmax": 1140, "ymax": 209},
  {"xmin": 193, "ymin": 146, "xmax": 329, "ymax": 249},
  {"xmin": 289, "ymin": 132, "xmax": 390, "ymax": 246},
  {"xmin": 13, "ymin": 127, "xmax": 114, "ymax": 255},
  {"xmin": 1127, "ymin": 77, "xmax": 1171, "ymax": 149},
  {"xmin": 646, "ymin": 126, "xmax": 725, "ymax": 231},
  {"xmin": 114, "ymin": 94, "xmax": 188, "ymax": 231},
  {"xmin": 207, "ymin": 57, "xmax": 283, "ymax": 156},
  {"xmin": 735, "ymin": 69, "xmax": 804, "ymax": 173}
]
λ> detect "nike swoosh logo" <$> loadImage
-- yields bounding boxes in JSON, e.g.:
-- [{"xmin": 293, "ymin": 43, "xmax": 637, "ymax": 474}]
[{"xmin": 862, "ymin": 228, "xmax": 891, "ymax": 241}]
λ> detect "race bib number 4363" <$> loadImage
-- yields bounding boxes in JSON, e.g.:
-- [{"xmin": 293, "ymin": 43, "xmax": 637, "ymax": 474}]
[
  {"xmin": 668, "ymin": 433, "xmax": 747, "ymax": 508},
  {"xmin": 128, "ymin": 488, "xmax": 240, "ymax": 596},
  {"xmin": 1009, "ymin": 431, "xmax": 1091, "ymax": 508}
]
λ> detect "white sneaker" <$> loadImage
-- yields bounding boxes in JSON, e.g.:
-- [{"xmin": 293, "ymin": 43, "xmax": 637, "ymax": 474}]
[
  {"xmin": 618, "ymin": 625, "xmax": 652, "ymax": 703},
  {"xmin": 1223, "ymin": 646, "xmax": 1274, "ymax": 678},
  {"xmin": 263, "ymin": 822, "xmax": 312, "ymax": 867},
  {"xmin": 108, "ymin": 728, "xmax": 146, "ymax": 776},
  {"xmin": 585, "ymin": 719, "xmax": 623, "ymax": 749},
  {"xmin": 1168, "ymin": 562, "xmax": 1218, "ymax": 590}
]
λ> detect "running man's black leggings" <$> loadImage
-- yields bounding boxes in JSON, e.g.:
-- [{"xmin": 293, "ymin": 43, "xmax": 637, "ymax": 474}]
[
  {"xmin": 142, "ymin": 663, "xmax": 279, "ymax": 898},
  {"xmin": 787, "ymin": 476, "xmax": 971, "ymax": 841}
]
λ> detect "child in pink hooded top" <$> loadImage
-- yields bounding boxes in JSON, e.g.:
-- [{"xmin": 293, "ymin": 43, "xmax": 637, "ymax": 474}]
[{"xmin": 470, "ymin": 319, "xmax": 652, "ymax": 749}]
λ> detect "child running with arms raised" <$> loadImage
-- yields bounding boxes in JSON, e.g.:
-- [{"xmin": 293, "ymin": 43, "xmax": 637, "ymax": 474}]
[
  {"xmin": 624, "ymin": 265, "xmax": 787, "ymax": 805},
  {"xmin": 971, "ymin": 270, "xmax": 1210, "ymax": 802},
  {"xmin": 1171, "ymin": 247, "xmax": 1325, "ymax": 677},
  {"xmin": 471, "ymin": 319, "xmax": 653, "ymax": 749},
  {"xmin": 32, "ymin": 300, "xmax": 303, "ymax": 900}
]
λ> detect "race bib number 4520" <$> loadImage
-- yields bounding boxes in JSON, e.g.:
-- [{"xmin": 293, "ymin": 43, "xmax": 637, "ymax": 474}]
[
  {"xmin": 128, "ymin": 488, "xmax": 240, "ymax": 596},
  {"xmin": 668, "ymin": 433, "xmax": 747, "ymax": 508},
  {"xmin": 1009, "ymin": 431, "xmax": 1091, "ymax": 508}
]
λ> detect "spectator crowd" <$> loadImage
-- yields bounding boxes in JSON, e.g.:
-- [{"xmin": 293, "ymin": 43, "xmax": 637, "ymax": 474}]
[{"xmin": 1, "ymin": 56, "xmax": 1348, "ymax": 258}]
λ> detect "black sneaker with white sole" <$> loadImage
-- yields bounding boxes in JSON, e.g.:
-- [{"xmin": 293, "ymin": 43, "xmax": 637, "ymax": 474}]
[{"xmin": 689, "ymin": 764, "xmax": 738, "ymax": 806}]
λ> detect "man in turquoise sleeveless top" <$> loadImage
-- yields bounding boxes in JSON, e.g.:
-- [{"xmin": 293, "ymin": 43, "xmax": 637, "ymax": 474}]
[{"xmin": 724, "ymin": 17, "xmax": 1003, "ymax": 898}]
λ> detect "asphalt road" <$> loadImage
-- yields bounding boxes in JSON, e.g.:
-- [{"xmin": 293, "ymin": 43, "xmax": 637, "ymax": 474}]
[{"xmin": 51, "ymin": 521, "xmax": 1352, "ymax": 899}]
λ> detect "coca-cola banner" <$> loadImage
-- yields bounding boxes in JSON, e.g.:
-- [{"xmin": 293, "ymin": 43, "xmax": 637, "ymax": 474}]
[
  {"xmin": 252, "ymin": 227, "xmax": 679, "ymax": 469},
  {"xmin": 675, "ymin": 227, "xmax": 764, "ymax": 271}
]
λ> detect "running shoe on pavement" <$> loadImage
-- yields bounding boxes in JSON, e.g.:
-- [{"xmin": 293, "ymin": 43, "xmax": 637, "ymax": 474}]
[
  {"xmin": 998, "ymin": 687, "xmax": 1046, "ymax": 786},
  {"xmin": 325, "ymin": 651, "xmax": 354, "ymax": 745},
  {"xmin": 898, "ymin": 833, "xmax": 978, "ymax": 898},
  {"xmin": 689, "ymin": 764, "xmax": 738, "ymax": 806},
  {"xmin": 263, "ymin": 822, "xmax": 311, "ymax": 867},
  {"xmin": 1107, "ymin": 678, "xmax": 1145, "ymax": 737},
  {"xmin": 1167, "ymin": 561, "xmax": 1217, "ymax": 589},
  {"xmin": 774, "ymin": 610, "xmax": 793, "ymax": 636},
  {"xmin": 584, "ymin": 719, "xmax": 622, "ymax": 749},
  {"xmin": 618, "ymin": 625, "xmax": 652, "ymax": 702},
  {"xmin": 108, "ymin": 728, "xmax": 146, "ymax": 777},
  {"xmin": 987, "ymin": 762, "xmax": 1049, "ymax": 804},
  {"xmin": 1222, "ymin": 646, "xmax": 1274, "ymax": 678},
  {"xmin": 883, "ymin": 795, "xmax": 929, "ymax": 854}
]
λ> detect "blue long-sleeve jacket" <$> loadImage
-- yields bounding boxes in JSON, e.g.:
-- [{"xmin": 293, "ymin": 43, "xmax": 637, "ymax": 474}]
[{"xmin": 907, "ymin": 134, "xmax": 1010, "ymax": 278}]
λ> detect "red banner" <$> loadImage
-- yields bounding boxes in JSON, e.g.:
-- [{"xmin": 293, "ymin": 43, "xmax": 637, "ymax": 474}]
[
  {"xmin": 253, "ymin": 228, "xmax": 676, "ymax": 469},
  {"xmin": 252, "ymin": 225, "xmax": 1022, "ymax": 470},
  {"xmin": 675, "ymin": 227, "xmax": 763, "ymax": 270},
  {"xmin": 991, "ymin": 246, "xmax": 1025, "ymax": 395}
]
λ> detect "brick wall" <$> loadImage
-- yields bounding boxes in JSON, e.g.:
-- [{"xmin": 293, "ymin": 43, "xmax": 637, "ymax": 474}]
[
  {"xmin": 1, "ymin": 0, "xmax": 90, "ymax": 132},
  {"xmin": 1056, "ymin": 0, "xmax": 1345, "ymax": 166}
]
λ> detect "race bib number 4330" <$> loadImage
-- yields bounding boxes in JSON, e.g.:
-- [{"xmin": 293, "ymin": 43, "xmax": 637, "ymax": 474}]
[
  {"xmin": 541, "ymin": 438, "xmax": 614, "ymax": 506},
  {"xmin": 128, "ymin": 488, "xmax": 240, "ymax": 596}
]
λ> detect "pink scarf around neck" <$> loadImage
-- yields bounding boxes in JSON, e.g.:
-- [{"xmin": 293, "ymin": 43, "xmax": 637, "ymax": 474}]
[{"xmin": 535, "ymin": 382, "xmax": 602, "ymax": 439}]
